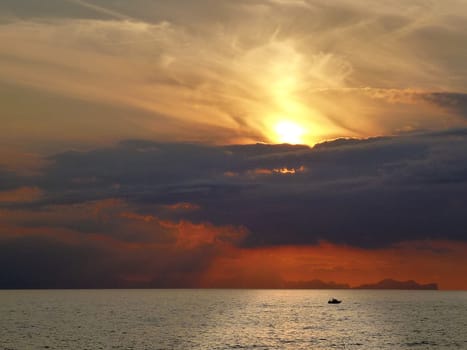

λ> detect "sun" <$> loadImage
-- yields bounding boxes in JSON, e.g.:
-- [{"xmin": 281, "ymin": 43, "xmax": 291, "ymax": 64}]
[{"xmin": 274, "ymin": 121, "xmax": 305, "ymax": 144}]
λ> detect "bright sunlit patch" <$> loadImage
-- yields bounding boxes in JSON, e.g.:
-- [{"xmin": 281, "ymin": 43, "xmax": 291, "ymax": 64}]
[{"xmin": 274, "ymin": 121, "xmax": 305, "ymax": 144}]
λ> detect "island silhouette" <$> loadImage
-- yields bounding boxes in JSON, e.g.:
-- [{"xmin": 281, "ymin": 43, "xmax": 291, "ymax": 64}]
[{"xmin": 283, "ymin": 278, "xmax": 438, "ymax": 290}]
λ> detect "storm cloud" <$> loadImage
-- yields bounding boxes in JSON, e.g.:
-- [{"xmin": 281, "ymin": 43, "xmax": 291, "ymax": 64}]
[
  {"xmin": 13, "ymin": 130, "xmax": 467, "ymax": 248},
  {"xmin": 2, "ymin": 130, "xmax": 467, "ymax": 287}
]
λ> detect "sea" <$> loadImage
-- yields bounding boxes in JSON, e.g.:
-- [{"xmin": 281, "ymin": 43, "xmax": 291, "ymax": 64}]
[{"xmin": 1, "ymin": 289, "xmax": 466, "ymax": 349}]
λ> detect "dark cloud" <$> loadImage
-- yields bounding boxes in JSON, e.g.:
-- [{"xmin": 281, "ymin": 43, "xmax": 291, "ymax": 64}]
[
  {"xmin": 0, "ymin": 167, "xmax": 23, "ymax": 191},
  {"xmin": 3, "ymin": 130, "xmax": 467, "ymax": 287},
  {"xmin": 0, "ymin": 236, "xmax": 119, "ymax": 288},
  {"xmin": 0, "ymin": 214, "xmax": 242, "ymax": 288},
  {"xmin": 7, "ymin": 130, "xmax": 461, "ymax": 248},
  {"xmin": 422, "ymin": 92, "xmax": 467, "ymax": 118},
  {"xmin": 12, "ymin": 200, "xmax": 175, "ymax": 244}
]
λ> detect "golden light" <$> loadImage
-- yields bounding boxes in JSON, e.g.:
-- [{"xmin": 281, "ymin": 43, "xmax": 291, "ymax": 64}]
[{"xmin": 274, "ymin": 121, "xmax": 305, "ymax": 144}]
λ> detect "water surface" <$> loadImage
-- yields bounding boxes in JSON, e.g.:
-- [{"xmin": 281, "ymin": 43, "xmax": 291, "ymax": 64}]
[{"xmin": 1, "ymin": 290, "xmax": 466, "ymax": 349}]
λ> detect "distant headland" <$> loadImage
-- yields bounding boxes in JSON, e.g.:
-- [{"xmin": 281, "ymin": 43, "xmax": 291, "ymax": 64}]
[
  {"xmin": 284, "ymin": 278, "xmax": 438, "ymax": 290},
  {"xmin": 354, "ymin": 279, "xmax": 438, "ymax": 290}
]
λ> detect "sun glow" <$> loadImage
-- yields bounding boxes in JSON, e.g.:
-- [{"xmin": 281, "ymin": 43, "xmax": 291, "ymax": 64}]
[{"xmin": 274, "ymin": 121, "xmax": 305, "ymax": 144}]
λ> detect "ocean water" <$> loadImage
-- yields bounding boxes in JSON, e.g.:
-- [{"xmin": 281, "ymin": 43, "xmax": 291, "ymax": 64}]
[{"xmin": 1, "ymin": 290, "xmax": 466, "ymax": 349}]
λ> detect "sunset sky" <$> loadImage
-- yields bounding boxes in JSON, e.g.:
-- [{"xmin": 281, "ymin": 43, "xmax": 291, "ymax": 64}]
[{"xmin": 1, "ymin": 0, "xmax": 467, "ymax": 289}]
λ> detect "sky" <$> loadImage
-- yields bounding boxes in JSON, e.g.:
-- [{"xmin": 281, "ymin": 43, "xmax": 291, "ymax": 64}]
[{"xmin": 1, "ymin": 0, "xmax": 467, "ymax": 289}]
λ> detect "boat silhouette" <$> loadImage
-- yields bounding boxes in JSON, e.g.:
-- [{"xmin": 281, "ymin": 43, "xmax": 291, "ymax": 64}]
[{"xmin": 328, "ymin": 298, "xmax": 342, "ymax": 304}]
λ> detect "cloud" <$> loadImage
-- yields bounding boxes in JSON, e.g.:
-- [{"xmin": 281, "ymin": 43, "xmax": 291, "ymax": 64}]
[
  {"xmin": 0, "ymin": 235, "xmax": 126, "ymax": 288},
  {"xmin": 0, "ymin": 187, "xmax": 43, "ymax": 204},
  {"xmin": 65, "ymin": 0, "xmax": 134, "ymax": 21},
  {"xmin": 0, "ymin": 167, "xmax": 24, "ymax": 191},
  {"xmin": 1, "ymin": 130, "xmax": 460, "ymax": 249},
  {"xmin": 422, "ymin": 92, "xmax": 467, "ymax": 118},
  {"xmin": 300, "ymin": 88, "xmax": 467, "ymax": 135},
  {"xmin": 0, "ymin": 0, "xmax": 111, "ymax": 20},
  {"xmin": 2, "ymin": 131, "xmax": 467, "ymax": 288},
  {"xmin": 2, "ymin": 212, "xmax": 467, "ymax": 288},
  {"xmin": 2, "ymin": 1, "xmax": 467, "ymax": 148},
  {"xmin": 0, "ymin": 198, "xmax": 247, "ymax": 288}
]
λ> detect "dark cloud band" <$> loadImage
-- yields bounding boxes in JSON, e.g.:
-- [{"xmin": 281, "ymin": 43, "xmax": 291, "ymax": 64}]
[{"xmin": 7, "ymin": 129, "xmax": 465, "ymax": 248}]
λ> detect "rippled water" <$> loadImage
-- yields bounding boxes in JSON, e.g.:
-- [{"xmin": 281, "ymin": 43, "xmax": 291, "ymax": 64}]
[{"xmin": 1, "ymin": 290, "xmax": 466, "ymax": 349}]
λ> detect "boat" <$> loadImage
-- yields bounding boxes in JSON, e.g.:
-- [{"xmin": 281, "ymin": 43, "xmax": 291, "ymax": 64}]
[{"xmin": 328, "ymin": 298, "xmax": 342, "ymax": 304}]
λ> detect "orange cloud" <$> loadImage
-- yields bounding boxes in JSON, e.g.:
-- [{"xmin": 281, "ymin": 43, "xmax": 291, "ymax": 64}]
[
  {"xmin": 163, "ymin": 202, "xmax": 200, "ymax": 211},
  {"xmin": 0, "ymin": 187, "xmax": 43, "ymax": 203}
]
